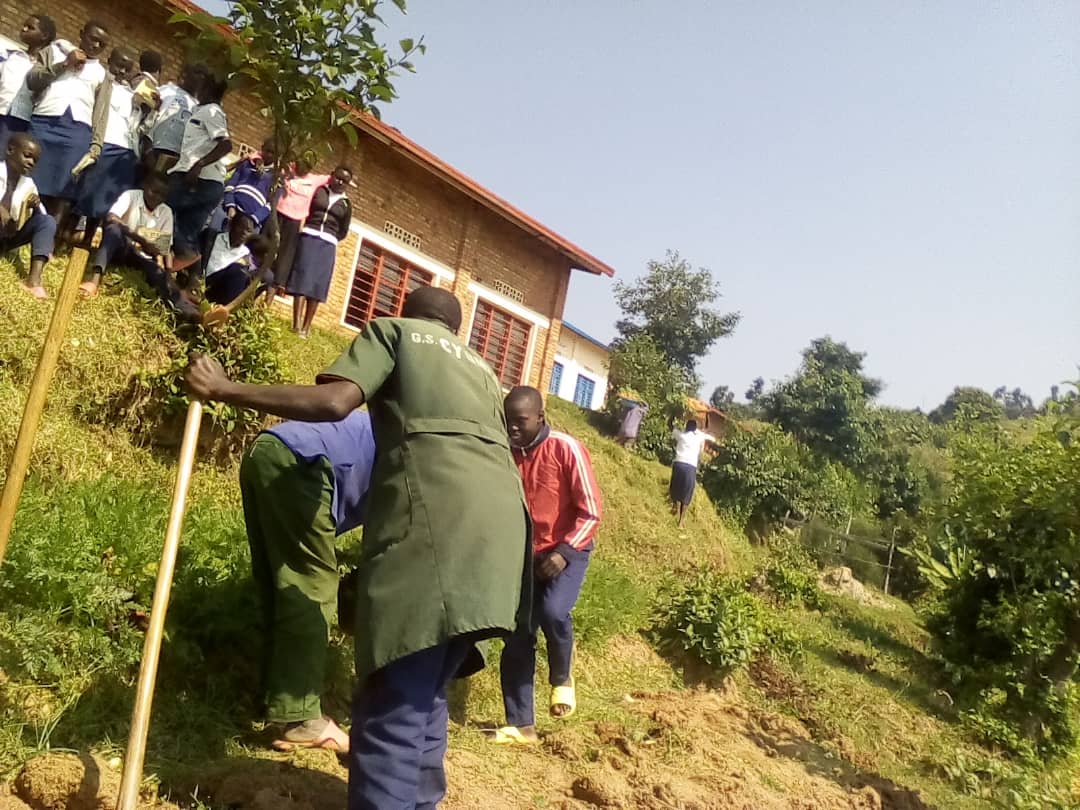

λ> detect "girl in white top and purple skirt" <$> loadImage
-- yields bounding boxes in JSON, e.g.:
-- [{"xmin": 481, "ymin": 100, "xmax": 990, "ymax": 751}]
[
  {"xmin": 29, "ymin": 20, "xmax": 110, "ymax": 230},
  {"xmin": 73, "ymin": 47, "xmax": 139, "ymax": 246}
]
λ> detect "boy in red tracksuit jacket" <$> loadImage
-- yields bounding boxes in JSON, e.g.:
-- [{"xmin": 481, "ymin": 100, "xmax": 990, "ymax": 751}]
[{"xmin": 495, "ymin": 385, "xmax": 602, "ymax": 744}]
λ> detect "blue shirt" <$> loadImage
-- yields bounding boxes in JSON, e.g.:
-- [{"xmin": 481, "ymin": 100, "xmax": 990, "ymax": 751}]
[{"xmin": 266, "ymin": 410, "xmax": 376, "ymax": 535}]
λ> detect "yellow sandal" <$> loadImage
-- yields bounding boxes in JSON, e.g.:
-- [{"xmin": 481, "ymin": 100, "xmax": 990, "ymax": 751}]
[
  {"xmin": 550, "ymin": 678, "xmax": 577, "ymax": 719},
  {"xmin": 490, "ymin": 726, "xmax": 539, "ymax": 745}
]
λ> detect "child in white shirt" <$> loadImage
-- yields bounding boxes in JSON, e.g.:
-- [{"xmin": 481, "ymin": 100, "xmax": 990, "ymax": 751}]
[
  {"xmin": 0, "ymin": 133, "xmax": 57, "ymax": 299},
  {"xmin": 0, "ymin": 14, "xmax": 56, "ymax": 150},
  {"xmin": 166, "ymin": 73, "xmax": 231, "ymax": 269},
  {"xmin": 28, "ymin": 20, "xmax": 110, "ymax": 234},
  {"xmin": 83, "ymin": 171, "xmax": 198, "ymax": 320},
  {"xmin": 73, "ymin": 47, "xmax": 138, "ymax": 243}
]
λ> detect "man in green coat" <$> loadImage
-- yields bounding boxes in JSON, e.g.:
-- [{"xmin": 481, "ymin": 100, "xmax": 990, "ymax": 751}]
[{"xmin": 186, "ymin": 287, "xmax": 530, "ymax": 810}]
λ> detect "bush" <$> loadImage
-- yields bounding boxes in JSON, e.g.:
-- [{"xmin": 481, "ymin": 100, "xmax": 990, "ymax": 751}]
[
  {"xmin": 759, "ymin": 540, "xmax": 823, "ymax": 609},
  {"xmin": 101, "ymin": 306, "xmax": 287, "ymax": 460},
  {"xmin": 652, "ymin": 568, "xmax": 767, "ymax": 672},
  {"xmin": 923, "ymin": 416, "xmax": 1080, "ymax": 758},
  {"xmin": 700, "ymin": 424, "xmax": 863, "ymax": 536}
]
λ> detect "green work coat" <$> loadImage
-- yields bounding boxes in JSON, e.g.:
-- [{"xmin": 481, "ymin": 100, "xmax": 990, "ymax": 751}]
[{"xmin": 320, "ymin": 316, "xmax": 531, "ymax": 682}]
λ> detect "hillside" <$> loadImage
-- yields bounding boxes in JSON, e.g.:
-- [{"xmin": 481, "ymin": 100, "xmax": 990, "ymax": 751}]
[{"xmin": 0, "ymin": 258, "xmax": 1075, "ymax": 809}]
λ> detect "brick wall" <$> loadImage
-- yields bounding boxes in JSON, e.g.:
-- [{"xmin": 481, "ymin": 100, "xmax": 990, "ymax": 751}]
[{"xmin": 4, "ymin": 0, "xmax": 577, "ymax": 389}]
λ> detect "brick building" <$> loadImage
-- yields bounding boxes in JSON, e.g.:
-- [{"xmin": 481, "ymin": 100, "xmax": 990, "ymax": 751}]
[{"xmin": 1, "ymin": 0, "xmax": 614, "ymax": 392}]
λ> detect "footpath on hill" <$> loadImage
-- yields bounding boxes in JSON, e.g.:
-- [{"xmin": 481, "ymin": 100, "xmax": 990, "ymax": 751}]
[{"xmin": 1, "ymin": 260, "xmax": 1065, "ymax": 809}]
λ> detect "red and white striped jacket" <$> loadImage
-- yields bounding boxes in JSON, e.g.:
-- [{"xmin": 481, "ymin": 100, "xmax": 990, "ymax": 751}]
[{"xmin": 512, "ymin": 425, "xmax": 602, "ymax": 555}]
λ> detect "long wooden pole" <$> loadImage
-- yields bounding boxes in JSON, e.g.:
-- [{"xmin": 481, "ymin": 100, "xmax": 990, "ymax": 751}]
[
  {"xmin": 0, "ymin": 248, "xmax": 88, "ymax": 567},
  {"xmin": 117, "ymin": 399, "xmax": 203, "ymax": 810}
]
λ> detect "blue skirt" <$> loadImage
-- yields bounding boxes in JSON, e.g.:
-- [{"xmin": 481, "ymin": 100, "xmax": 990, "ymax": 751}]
[
  {"xmin": 30, "ymin": 110, "xmax": 92, "ymax": 200},
  {"xmin": 669, "ymin": 462, "xmax": 697, "ymax": 506},
  {"xmin": 286, "ymin": 234, "xmax": 337, "ymax": 302},
  {"xmin": 76, "ymin": 144, "xmax": 138, "ymax": 219}
]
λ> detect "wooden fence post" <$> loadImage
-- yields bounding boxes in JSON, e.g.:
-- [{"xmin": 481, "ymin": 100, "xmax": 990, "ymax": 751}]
[{"xmin": 883, "ymin": 528, "xmax": 897, "ymax": 595}]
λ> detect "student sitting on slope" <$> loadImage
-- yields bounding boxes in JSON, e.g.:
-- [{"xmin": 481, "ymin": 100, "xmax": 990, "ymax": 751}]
[
  {"xmin": 0, "ymin": 132, "xmax": 56, "ymax": 293},
  {"xmin": 81, "ymin": 171, "xmax": 197, "ymax": 319}
]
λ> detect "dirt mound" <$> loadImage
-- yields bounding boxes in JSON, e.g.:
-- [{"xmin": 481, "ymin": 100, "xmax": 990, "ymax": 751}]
[
  {"xmin": 9, "ymin": 754, "xmax": 177, "ymax": 810},
  {"xmin": 14, "ymin": 753, "xmax": 120, "ymax": 810},
  {"xmin": 819, "ymin": 567, "xmax": 893, "ymax": 610},
  {"xmin": 441, "ymin": 688, "xmax": 934, "ymax": 809}
]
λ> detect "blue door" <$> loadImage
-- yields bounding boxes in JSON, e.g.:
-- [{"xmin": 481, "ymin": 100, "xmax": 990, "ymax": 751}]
[
  {"xmin": 549, "ymin": 362, "xmax": 564, "ymax": 395},
  {"xmin": 573, "ymin": 374, "xmax": 596, "ymax": 408}
]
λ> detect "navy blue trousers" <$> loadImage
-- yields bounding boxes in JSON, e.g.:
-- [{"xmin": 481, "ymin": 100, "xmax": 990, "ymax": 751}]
[
  {"xmin": 500, "ymin": 546, "xmax": 590, "ymax": 728},
  {"xmin": 93, "ymin": 224, "xmax": 198, "ymax": 319},
  {"xmin": 349, "ymin": 639, "xmax": 473, "ymax": 810},
  {"xmin": 0, "ymin": 209, "xmax": 56, "ymax": 259},
  {"xmin": 166, "ymin": 174, "xmax": 223, "ymax": 256}
]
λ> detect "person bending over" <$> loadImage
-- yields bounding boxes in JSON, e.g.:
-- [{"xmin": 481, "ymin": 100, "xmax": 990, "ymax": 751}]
[
  {"xmin": 185, "ymin": 286, "xmax": 530, "ymax": 810},
  {"xmin": 241, "ymin": 409, "xmax": 376, "ymax": 753}
]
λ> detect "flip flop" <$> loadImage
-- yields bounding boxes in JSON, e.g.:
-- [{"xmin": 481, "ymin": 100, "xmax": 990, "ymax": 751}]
[
  {"xmin": 550, "ymin": 679, "xmax": 577, "ymax": 719},
  {"xmin": 489, "ymin": 726, "xmax": 539, "ymax": 745},
  {"xmin": 271, "ymin": 718, "xmax": 350, "ymax": 753},
  {"xmin": 23, "ymin": 285, "xmax": 48, "ymax": 300}
]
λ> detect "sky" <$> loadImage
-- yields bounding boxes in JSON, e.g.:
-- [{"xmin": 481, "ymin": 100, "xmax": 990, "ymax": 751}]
[{"xmin": 208, "ymin": 0, "xmax": 1080, "ymax": 409}]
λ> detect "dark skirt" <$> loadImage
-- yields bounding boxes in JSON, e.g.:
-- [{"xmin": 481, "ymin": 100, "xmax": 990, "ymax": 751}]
[
  {"xmin": 273, "ymin": 212, "xmax": 302, "ymax": 287},
  {"xmin": 205, "ymin": 263, "xmax": 251, "ymax": 305},
  {"xmin": 286, "ymin": 234, "xmax": 337, "ymax": 302},
  {"xmin": 76, "ymin": 144, "xmax": 139, "ymax": 219},
  {"xmin": 0, "ymin": 114, "xmax": 30, "ymax": 152},
  {"xmin": 669, "ymin": 462, "xmax": 697, "ymax": 506},
  {"xmin": 30, "ymin": 110, "xmax": 93, "ymax": 199}
]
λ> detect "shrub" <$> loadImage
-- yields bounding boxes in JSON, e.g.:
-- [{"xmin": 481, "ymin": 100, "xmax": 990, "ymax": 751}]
[
  {"xmin": 102, "ymin": 306, "xmax": 287, "ymax": 460},
  {"xmin": 652, "ymin": 568, "xmax": 767, "ymax": 672},
  {"xmin": 923, "ymin": 415, "xmax": 1080, "ymax": 757},
  {"xmin": 759, "ymin": 540, "xmax": 823, "ymax": 609},
  {"xmin": 700, "ymin": 424, "xmax": 863, "ymax": 535}
]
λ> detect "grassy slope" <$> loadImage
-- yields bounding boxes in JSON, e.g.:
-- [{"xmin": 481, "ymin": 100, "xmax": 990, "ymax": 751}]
[{"xmin": 0, "ymin": 257, "xmax": 1074, "ymax": 807}]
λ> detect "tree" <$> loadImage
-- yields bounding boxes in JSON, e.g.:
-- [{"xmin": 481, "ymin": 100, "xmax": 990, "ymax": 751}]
[
  {"xmin": 928, "ymin": 386, "xmax": 1003, "ymax": 424},
  {"xmin": 613, "ymin": 251, "xmax": 740, "ymax": 372},
  {"xmin": 709, "ymin": 385, "xmax": 734, "ymax": 410},
  {"xmin": 993, "ymin": 385, "xmax": 1036, "ymax": 420},
  {"xmin": 745, "ymin": 377, "xmax": 765, "ymax": 402},
  {"xmin": 759, "ymin": 337, "xmax": 882, "ymax": 469},
  {"xmin": 172, "ymin": 0, "xmax": 425, "ymax": 162}
]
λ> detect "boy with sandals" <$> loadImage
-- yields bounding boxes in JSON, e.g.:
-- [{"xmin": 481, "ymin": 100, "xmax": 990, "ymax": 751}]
[{"xmin": 495, "ymin": 386, "xmax": 602, "ymax": 744}]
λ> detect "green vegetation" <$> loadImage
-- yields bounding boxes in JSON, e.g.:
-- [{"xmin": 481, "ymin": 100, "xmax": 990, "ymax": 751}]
[
  {"xmin": 173, "ymin": 0, "xmax": 425, "ymax": 158},
  {"xmin": 0, "ymin": 257, "xmax": 1077, "ymax": 807}
]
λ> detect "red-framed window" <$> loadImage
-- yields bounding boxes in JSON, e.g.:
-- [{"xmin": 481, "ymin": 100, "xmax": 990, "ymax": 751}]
[
  {"xmin": 468, "ymin": 300, "xmax": 531, "ymax": 388},
  {"xmin": 345, "ymin": 240, "xmax": 435, "ymax": 328}
]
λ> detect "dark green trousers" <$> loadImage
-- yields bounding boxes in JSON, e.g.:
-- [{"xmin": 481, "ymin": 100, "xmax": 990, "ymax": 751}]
[{"xmin": 240, "ymin": 433, "xmax": 338, "ymax": 723}]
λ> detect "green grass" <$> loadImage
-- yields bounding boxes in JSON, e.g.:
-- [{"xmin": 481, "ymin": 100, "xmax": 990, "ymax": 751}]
[{"xmin": 0, "ymin": 256, "xmax": 1076, "ymax": 807}]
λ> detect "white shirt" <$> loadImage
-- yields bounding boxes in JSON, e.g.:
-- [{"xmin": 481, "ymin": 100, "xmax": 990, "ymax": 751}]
[
  {"xmin": 34, "ymin": 48, "xmax": 106, "ymax": 125},
  {"xmin": 0, "ymin": 161, "xmax": 44, "ymax": 225},
  {"xmin": 102, "ymin": 83, "xmax": 137, "ymax": 149},
  {"xmin": 149, "ymin": 83, "xmax": 196, "ymax": 153},
  {"xmin": 204, "ymin": 231, "xmax": 250, "ymax": 277},
  {"xmin": 0, "ymin": 49, "xmax": 32, "ymax": 115},
  {"xmin": 109, "ymin": 190, "xmax": 173, "ymax": 257},
  {"xmin": 672, "ymin": 428, "xmax": 712, "ymax": 468},
  {"xmin": 170, "ymin": 103, "xmax": 229, "ymax": 183}
]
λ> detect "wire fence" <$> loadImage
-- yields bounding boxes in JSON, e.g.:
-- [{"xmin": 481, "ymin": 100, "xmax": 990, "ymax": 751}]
[{"xmin": 783, "ymin": 516, "xmax": 898, "ymax": 593}]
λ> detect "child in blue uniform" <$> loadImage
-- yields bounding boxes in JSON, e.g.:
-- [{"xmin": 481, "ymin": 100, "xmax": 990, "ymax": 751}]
[{"xmin": 0, "ymin": 133, "xmax": 56, "ymax": 295}]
